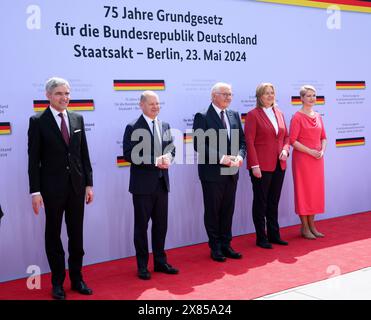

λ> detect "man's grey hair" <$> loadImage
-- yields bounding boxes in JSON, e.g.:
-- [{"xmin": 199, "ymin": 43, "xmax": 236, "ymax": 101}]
[
  {"xmin": 211, "ymin": 82, "xmax": 232, "ymax": 96},
  {"xmin": 140, "ymin": 90, "xmax": 159, "ymax": 103},
  {"xmin": 45, "ymin": 77, "xmax": 70, "ymax": 93}
]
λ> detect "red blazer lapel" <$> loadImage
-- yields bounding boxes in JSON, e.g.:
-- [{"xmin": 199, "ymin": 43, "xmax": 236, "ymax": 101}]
[
  {"xmin": 273, "ymin": 106, "xmax": 290, "ymax": 150},
  {"xmin": 257, "ymin": 107, "xmax": 276, "ymax": 136}
]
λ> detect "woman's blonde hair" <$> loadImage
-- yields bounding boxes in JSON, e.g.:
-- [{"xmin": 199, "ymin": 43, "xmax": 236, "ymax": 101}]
[
  {"xmin": 256, "ymin": 82, "xmax": 275, "ymax": 108},
  {"xmin": 299, "ymin": 85, "xmax": 316, "ymax": 98}
]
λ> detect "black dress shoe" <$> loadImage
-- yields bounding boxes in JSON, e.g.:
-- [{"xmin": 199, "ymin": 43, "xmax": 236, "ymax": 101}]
[
  {"xmin": 210, "ymin": 250, "xmax": 226, "ymax": 262},
  {"xmin": 71, "ymin": 280, "xmax": 93, "ymax": 295},
  {"xmin": 154, "ymin": 263, "xmax": 179, "ymax": 274},
  {"xmin": 221, "ymin": 247, "xmax": 242, "ymax": 259},
  {"xmin": 256, "ymin": 242, "xmax": 273, "ymax": 249},
  {"xmin": 269, "ymin": 238, "xmax": 289, "ymax": 245},
  {"xmin": 137, "ymin": 268, "xmax": 151, "ymax": 280},
  {"xmin": 52, "ymin": 285, "xmax": 66, "ymax": 300}
]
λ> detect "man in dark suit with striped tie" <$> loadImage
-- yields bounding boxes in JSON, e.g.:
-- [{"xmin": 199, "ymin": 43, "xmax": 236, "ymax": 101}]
[
  {"xmin": 193, "ymin": 82, "xmax": 246, "ymax": 262},
  {"xmin": 28, "ymin": 77, "xmax": 94, "ymax": 299},
  {"xmin": 123, "ymin": 91, "xmax": 178, "ymax": 280}
]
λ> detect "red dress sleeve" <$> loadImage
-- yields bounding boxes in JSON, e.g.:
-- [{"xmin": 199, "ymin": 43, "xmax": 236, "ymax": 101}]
[
  {"xmin": 289, "ymin": 114, "xmax": 301, "ymax": 145},
  {"xmin": 320, "ymin": 116, "xmax": 327, "ymax": 140}
]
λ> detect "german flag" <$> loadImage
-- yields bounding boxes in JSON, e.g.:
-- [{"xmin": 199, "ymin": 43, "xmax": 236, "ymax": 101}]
[
  {"xmin": 33, "ymin": 100, "xmax": 95, "ymax": 112},
  {"xmin": 0, "ymin": 122, "xmax": 11, "ymax": 135},
  {"xmin": 316, "ymin": 96, "xmax": 325, "ymax": 105},
  {"xmin": 336, "ymin": 137, "xmax": 365, "ymax": 147},
  {"xmin": 336, "ymin": 81, "xmax": 366, "ymax": 90},
  {"xmin": 33, "ymin": 100, "xmax": 49, "ymax": 112},
  {"xmin": 183, "ymin": 133, "xmax": 193, "ymax": 144},
  {"xmin": 114, "ymin": 80, "xmax": 165, "ymax": 91},
  {"xmin": 241, "ymin": 113, "xmax": 247, "ymax": 125},
  {"xmin": 67, "ymin": 100, "xmax": 94, "ymax": 111},
  {"xmin": 117, "ymin": 156, "xmax": 131, "ymax": 167},
  {"xmin": 291, "ymin": 96, "xmax": 325, "ymax": 105},
  {"xmin": 255, "ymin": 1, "xmax": 371, "ymax": 14}
]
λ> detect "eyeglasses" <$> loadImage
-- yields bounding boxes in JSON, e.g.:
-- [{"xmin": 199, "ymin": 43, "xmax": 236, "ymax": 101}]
[{"xmin": 215, "ymin": 92, "xmax": 233, "ymax": 98}]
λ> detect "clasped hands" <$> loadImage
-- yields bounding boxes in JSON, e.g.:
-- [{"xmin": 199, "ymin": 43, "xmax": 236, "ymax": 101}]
[
  {"xmin": 279, "ymin": 149, "xmax": 288, "ymax": 161},
  {"xmin": 308, "ymin": 148, "xmax": 324, "ymax": 159},
  {"xmin": 221, "ymin": 155, "xmax": 243, "ymax": 168},
  {"xmin": 156, "ymin": 154, "xmax": 172, "ymax": 169}
]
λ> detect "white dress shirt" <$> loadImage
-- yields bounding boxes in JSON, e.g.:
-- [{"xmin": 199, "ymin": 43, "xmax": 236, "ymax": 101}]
[
  {"xmin": 262, "ymin": 106, "xmax": 278, "ymax": 135},
  {"xmin": 142, "ymin": 113, "xmax": 173, "ymax": 166},
  {"xmin": 142, "ymin": 113, "xmax": 162, "ymax": 142},
  {"xmin": 49, "ymin": 105, "xmax": 70, "ymax": 135},
  {"xmin": 212, "ymin": 104, "xmax": 243, "ymax": 165},
  {"xmin": 212, "ymin": 103, "xmax": 230, "ymax": 138}
]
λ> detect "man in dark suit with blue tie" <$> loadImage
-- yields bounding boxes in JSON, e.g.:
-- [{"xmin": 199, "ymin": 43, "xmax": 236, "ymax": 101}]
[
  {"xmin": 28, "ymin": 77, "xmax": 94, "ymax": 299},
  {"xmin": 123, "ymin": 91, "xmax": 178, "ymax": 280},
  {"xmin": 193, "ymin": 82, "xmax": 246, "ymax": 262}
]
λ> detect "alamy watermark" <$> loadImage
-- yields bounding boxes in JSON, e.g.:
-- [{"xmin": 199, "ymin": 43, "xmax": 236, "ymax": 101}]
[{"xmin": 126, "ymin": 127, "xmax": 243, "ymax": 175}]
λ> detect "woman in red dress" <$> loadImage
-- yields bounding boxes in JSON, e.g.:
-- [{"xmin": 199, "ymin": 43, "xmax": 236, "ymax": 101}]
[{"xmin": 289, "ymin": 85, "xmax": 327, "ymax": 239}]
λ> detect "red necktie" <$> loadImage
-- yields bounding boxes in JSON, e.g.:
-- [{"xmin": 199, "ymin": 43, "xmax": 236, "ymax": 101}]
[{"xmin": 58, "ymin": 113, "xmax": 69, "ymax": 145}]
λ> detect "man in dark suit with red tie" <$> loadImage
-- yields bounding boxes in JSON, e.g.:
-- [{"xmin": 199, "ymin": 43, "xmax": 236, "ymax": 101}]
[
  {"xmin": 28, "ymin": 77, "xmax": 94, "ymax": 300},
  {"xmin": 193, "ymin": 82, "xmax": 246, "ymax": 262},
  {"xmin": 123, "ymin": 91, "xmax": 178, "ymax": 280}
]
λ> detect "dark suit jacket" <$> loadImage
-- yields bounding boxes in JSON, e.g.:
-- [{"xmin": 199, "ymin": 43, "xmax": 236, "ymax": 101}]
[
  {"xmin": 244, "ymin": 106, "xmax": 289, "ymax": 171},
  {"xmin": 193, "ymin": 104, "xmax": 246, "ymax": 182},
  {"xmin": 28, "ymin": 107, "xmax": 93, "ymax": 196},
  {"xmin": 123, "ymin": 115, "xmax": 175, "ymax": 195}
]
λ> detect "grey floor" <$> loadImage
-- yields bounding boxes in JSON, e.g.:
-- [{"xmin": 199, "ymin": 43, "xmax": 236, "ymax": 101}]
[{"xmin": 256, "ymin": 267, "xmax": 371, "ymax": 300}]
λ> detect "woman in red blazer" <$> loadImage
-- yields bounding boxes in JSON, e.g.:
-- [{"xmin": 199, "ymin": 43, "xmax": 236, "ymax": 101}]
[{"xmin": 244, "ymin": 83, "xmax": 290, "ymax": 249}]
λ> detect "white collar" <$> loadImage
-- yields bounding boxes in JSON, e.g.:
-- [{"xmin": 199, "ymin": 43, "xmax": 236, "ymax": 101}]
[
  {"xmin": 263, "ymin": 106, "xmax": 273, "ymax": 111},
  {"xmin": 50, "ymin": 105, "xmax": 68, "ymax": 117},
  {"xmin": 212, "ymin": 103, "xmax": 228, "ymax": 115},
  {"xmin": 142, "ymin": 113, "xmax": 158, "ymax": 122}
]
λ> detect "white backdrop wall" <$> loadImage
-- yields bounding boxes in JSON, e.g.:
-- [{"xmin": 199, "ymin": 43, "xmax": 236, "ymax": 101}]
[{"xmin": 0, "ymin": 0, "xmax": 370, "ymax": 282}]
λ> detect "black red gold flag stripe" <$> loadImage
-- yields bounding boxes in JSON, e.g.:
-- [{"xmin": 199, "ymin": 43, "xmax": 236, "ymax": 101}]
[
  {"xmin": 183, "ymin": 133, "xmax": 193, "ymax": 144},
  {"xmin": 33, "ymin": 100, "xmax": 95, "ymax": 112},
  {"xmin": 113, "ymin": 80, "xmax": 165, "ymax": 91},
  {"xmin": 291, "ymin": 96, "xmax": 325, "ymax": 105},
  {"xmin": 255, "ymin": 0, "xmax": 371, "ymax": 13},
  {"xmin": 117, "ymin": 156, "xmax": 131, "ymax": 167},
  {"xmin": 0, "ymin": 122, "xmax": 11, "ymax": 135},
  {"xmin": 336, "ymin": 81, "xmax": 366, "ymax": 90},
  {"xmin": 336, "ymin": 137, "xmax": 365, "ymax": 147},
  {"xmin": 33, "ymin": 100, "xmax": 49, "ymax": 112},
  {"xmin": 67, "ymin": 100, "xmax": 95, "ymax": 111},
  {"xmin": 241, "ymin": 113, "xmax": 247, "ymax": 124}
]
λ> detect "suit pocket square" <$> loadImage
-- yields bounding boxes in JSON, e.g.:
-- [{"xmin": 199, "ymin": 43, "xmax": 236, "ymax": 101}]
[{"xmin": 74, "ymin": 129, "xmax": 82, "ymax": 133}]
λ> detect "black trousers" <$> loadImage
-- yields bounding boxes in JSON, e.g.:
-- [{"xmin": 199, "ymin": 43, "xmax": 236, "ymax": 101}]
[
  {"xmin": 132, "ymin": 177, "xmax": 168, "ymax": 269},
  {"xmin": 201, "ymin": 178, "xmax": 237, "ymax": 251},
  {"xmin": 250, "ymin": 161, "xmax": 285, "ymax": 243},
  {"xmin": 43, "ymin": 187, "xmax": 85, "ymax": 286}
]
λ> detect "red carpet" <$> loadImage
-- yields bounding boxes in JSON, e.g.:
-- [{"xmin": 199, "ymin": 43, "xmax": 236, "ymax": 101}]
[{"xmin": 1, "ymin": 211, "xmax": 371, "ymax": 300}]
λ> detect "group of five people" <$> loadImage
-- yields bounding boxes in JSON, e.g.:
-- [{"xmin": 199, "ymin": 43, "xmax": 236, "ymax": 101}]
[{"xmin": 28, "ymin": 77, "xmax": 326, "ymax": 299}]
